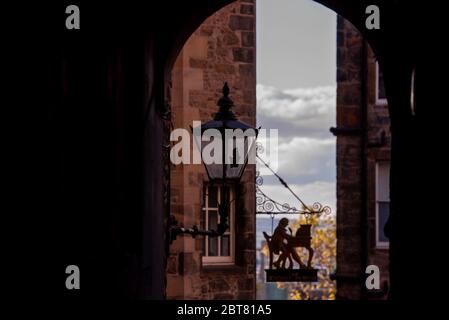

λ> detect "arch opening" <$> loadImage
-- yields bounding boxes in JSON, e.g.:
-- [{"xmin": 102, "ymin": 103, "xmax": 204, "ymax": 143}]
[{"xmin": 164, "ymin": 0, "xmax": 392, "ymax": 300}]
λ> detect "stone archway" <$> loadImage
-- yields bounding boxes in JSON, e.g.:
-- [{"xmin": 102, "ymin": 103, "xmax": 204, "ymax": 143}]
[
  {"xmin": 13, "ymin": 1, "xmax": 435, "ymax": 300},
  {"xmin": 162, "ymin": 0, "xmax": 422, "ymax": 301}
]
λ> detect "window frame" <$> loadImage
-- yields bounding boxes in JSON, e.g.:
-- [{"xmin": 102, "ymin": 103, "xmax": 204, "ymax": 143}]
[
  {"xmin": 375, "ymin": 62, "xmax": 388, "ymax": 106},
  {"xmin": 375, "ymin": 162, "xmax": 390, "ymax": 249},
  {"xmin": 202, "ymin": 185, "xmax": 235, "ymax": 265}
]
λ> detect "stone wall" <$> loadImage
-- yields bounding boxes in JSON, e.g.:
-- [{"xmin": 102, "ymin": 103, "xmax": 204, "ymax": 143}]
[
  {"xmin": 335, "ymin": 16, "xmax": 364, "ymax": 299},
  {"xmin": 167, "ymin": 0, "xmax": 256, "ymax": 300},
  {"xmin": 365, "ymin": 33, "xmax": 390, "ymax": 296},
  {"xmin": 335, "ymin": 16, "xmax": 390, "ymax": 299}
]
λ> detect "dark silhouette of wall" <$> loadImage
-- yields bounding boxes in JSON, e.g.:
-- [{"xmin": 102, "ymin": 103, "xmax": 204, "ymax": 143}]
[{"xmin": 6, "ymin": 0, "xmax": 443, "ymax": 300}]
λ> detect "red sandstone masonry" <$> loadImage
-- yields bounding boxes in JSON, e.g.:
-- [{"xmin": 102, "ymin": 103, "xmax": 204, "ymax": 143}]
[
  {"xmin": 336, "ymin": 16, "xmax": 390, "ymax": 299},
  {"xmin": 168, "ymin": 0, "xmax": 256, "ymax": 300}
]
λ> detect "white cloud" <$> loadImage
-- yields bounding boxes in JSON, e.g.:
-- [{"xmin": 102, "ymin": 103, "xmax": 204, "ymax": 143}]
[
  {"xmin": 257, "ymin": 84, "xmax": 335, "ymax": 139},
  {"xmin": 278, "ymin": 136, "xmax": 335, "ymax": 180},
  {"xmin": 256, "ymin": 84, "xmax": 336, "ymax": 215},
  {"xmin": 257, "ymin": 136, "xmax": 335, "ymax": 184}
]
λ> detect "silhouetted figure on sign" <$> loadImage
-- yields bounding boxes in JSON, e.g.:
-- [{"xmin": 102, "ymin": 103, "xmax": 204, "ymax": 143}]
[{"xmin": 264, "ymin": 218, "xmax": 306, "ymax": 269}]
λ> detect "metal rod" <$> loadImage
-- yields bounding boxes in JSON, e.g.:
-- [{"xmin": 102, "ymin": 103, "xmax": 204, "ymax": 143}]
[
  {"xmin": 256, "ymin": 155, "xmax": 310, "ymax": 210},
  {"xmin": 172, "ymin": 225, "xmax": 220, "ymax": 238},
  {"xmin": 168, "ymin": 214, "xmax": 225, "ymax": 244}
]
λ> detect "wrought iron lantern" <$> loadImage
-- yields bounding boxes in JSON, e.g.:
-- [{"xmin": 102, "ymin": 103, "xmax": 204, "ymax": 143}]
[
  {"xmin": 198, "ymin": 82, "xmax": 258, "ymax": 182},
  {"xmin": 168, "ymin": 83, "xmax": 258, "ymax": 245}
]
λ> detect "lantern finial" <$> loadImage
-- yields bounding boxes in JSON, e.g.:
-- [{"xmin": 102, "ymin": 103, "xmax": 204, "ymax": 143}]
[
  {"xmin": 215, "ymin": 82, "xmax": 236, "ymax": 120},
  {"xmin": 223, "ymin": 82, "xmax": 230, "ymax": 97}
]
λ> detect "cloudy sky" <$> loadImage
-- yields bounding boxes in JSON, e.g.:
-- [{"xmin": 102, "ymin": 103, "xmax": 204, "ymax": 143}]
[{"xmin": 256, "ymin": 0, "xmax": 337, "ymax": 214}]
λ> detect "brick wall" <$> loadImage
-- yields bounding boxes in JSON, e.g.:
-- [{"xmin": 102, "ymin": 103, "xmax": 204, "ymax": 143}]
[{"xmin": 167, "ymin": 0, "xmax": 256, "ymax": 300}]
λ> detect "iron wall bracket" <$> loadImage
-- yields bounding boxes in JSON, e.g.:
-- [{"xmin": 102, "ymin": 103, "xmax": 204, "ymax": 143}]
[{"xmin": 168, "ymin": 215, "xmax": 229, "ymax": 244}]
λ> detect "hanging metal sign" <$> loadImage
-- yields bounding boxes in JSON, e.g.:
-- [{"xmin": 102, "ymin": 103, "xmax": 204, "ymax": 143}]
[
  {"xmin": 255, "ymin": 157, "xmax": 331, "ymax": 282},
  {"xmin": 263, "ymin": 217, "xmax": 317, "ymax": 282}
]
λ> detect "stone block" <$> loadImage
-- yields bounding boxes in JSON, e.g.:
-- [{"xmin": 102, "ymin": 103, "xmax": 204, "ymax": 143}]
[
  {"xmin": 240, "ymin": 4, "xmax": 254, "ymax": 15},
  {"xmin": 229, "ymin": 15, "xmax": 254, "ymax": 31},
  {"xmin": 237, "ymin": 278, "xmax": 253, "ymax": 290},
  {"xmin": 215, "ymin": 63, "xmax": 236, "ymax": 74},
  {"xmin": 223, "ymin": 31, "xmax": 239, "ymax": 46},
  {"xmin": 239, "ymin": 63, "xmax": 253, "ymax": 76},
  {"xmin": 233, "ymin": 48, "xmax": 254, "ymax": 63},
  {"xmin": 241, "ymin": 32, "xmax": 255, "ymax": 47},
  {"xmin": 210, "ymin": 278, "xmax": 230, "ymax": 291}
]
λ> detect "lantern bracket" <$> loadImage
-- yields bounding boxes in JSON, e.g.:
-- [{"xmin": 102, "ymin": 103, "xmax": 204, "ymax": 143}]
[{"xmin": 168, "ymin": 202, "xmax": 229, "ymax": 245}]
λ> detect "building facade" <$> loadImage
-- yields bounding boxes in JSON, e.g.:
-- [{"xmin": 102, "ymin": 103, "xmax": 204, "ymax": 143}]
[
  {"xmin": 16, "ymin": 0, "xmax": 439, "ymax": 300},
  {"xmin": 333, "ymin": 16, "xmax": 391, "ymax": 299},
  {"xmin": 168, "ymin": 9, "xmax": 392, "ymax": 300},
  {"xmin": 167, "ymin": 0, "xmax": 257, "ymax": 300}
]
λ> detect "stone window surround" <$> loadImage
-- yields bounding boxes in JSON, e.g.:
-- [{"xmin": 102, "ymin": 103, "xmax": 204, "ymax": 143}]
[
  {"xmin": 375, "ymin": 161, "xmax": 390, "ymax": 249},
  {"xmin": 375, "ymin": 62, "xmax": 388, "ymax": 106}
]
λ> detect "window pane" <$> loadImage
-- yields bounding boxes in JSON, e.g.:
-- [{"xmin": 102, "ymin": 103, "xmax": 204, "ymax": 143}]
[
  {"xmin": 221, "ymin": 235, "xmax": 230, "ymax": 256},
  {"xmin": 208, "ymin": 187, "xmax": 218, "ymax": 208},
  {"xmin": 208, "ymin": 237, "xmax": 218, "ymax": 256},
  {"xmin": 202, "ymin": 185, "xmax": 235, "ymax": 263},
  {"xmin": 377, "ymin": 163, "xmax": 390, "ymax": 201},
  {"xmin": 378, "ymin": 202, "xmax": 390, "ymax": 243},
  {"xmin": 208, "ymin": 210, "xmax": 218, "ymax": 230}
]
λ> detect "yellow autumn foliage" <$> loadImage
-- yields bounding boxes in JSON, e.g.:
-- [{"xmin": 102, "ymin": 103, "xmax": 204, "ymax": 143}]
[{"xmin": 288, "ymin": 212, "xmax": 336, "ymax": 300}]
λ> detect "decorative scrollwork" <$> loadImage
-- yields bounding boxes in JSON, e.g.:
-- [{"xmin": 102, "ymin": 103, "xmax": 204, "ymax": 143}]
[
  {"xmin": 310, "ymin": 202, "xmax": 332, "ymax": 215},
  {"xmin": 263, "ymin": 201, "xmax": 274, "ymax": 212},
  {"xmin": 256, "ymin": 142, "xmax": 264, "ymax": 155},
  {"xmin": 255, "ymin": 170, "xmax": 332, "ymax": 216},
  {"xmin": 256, "ymin": 185, "xmax": 308, "ymax": 215}
]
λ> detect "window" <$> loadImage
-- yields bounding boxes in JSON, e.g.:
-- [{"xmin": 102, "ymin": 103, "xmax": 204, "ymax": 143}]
[
  {"xmin": 376, "ymin": 62, "xmax": 388, "ymax": 105},
  {"xmin": 376, "ymin": 162, "xmax": 390, "ymax": 248},
  {"xmin": 202, "ymin": 185, "xmax": 235, "ymax": 265}
]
